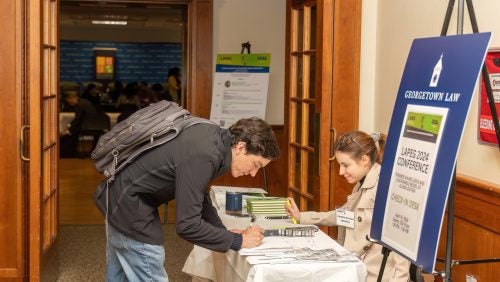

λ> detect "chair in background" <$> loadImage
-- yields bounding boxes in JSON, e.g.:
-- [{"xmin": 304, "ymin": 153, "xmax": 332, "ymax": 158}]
[{"xmin": 77, "ymin": 112, "xmax": 111, "ymax": 157}]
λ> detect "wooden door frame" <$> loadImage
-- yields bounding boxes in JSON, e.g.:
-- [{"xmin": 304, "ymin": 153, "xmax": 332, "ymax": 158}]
[
  {"xmin": 316, "ymin": 0, "xmax": 334, "ymax": 213},
  {"xmin": 28, "ymin": 0, "xmax": 43, "ymax": 279},
  {"xmin": 25, "ymin": 0, "xmax": 214, "ymax": 279},
  {"xmin": 186, "ymin": 0, "xmax": 213, "ymax": 118},
  {"xmin": 328, "ymin": 0, "xmax": 361, "ymax": 223}
]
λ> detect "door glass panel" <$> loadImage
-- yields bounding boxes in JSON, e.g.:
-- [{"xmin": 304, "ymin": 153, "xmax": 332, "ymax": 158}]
[
  {"xmin": 294, "ymin": 148, "xmax": 302, "ymax": 191},
  {"xmin": 297, "ymin": 9, "xmax": 303, "ymax": 52},
  {"xmin": 306, "ymin": 198, "xmax": 314, "ymax": 211},
  {"xmin": 295, "ymin": 102, "xmax": 302, "ymax": 143},
  {"xmin": 307, "ymin": 151, "xmax": 318, "ymax": 195},
  {"xmin": 292, "ymin": 193, "xmax": 301, "ymax": 209},
  {"xmin": 296, "ymin": 56, "xmax": 303, "ymax": 98},
  {"xmin": 309, "ymin": 54, "xmax": 316, "ymax": 99},
  {"xmin": 310, "ymin": 6, "xmax": 317, "ymax": 50},
  {"xmin": 289, "ymin": 146, "xmax": 297, "ymax": 188},
  {"xmin": 291, "ymin": 56, "xmax": 298, "ymax": 98},
  {"xmin": 307, "ymin": 103, "xmax": 316, "ymax": 147}
]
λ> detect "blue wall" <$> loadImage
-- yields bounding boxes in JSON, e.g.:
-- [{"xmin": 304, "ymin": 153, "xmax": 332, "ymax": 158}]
[{"xmin": 60, "ymin": 40, "xmax": 181, "ymax": 85}]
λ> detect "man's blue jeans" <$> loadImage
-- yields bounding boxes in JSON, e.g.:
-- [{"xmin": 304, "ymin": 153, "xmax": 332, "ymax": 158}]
[{"xmin": 106, "ymin": 224, "xmax": 169, "ymax": 281}]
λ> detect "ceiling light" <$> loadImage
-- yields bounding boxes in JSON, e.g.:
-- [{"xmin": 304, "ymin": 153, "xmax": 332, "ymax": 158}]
[{"xmin": 91, "ymin": 20, "xmax": 127, "ymax": 25}]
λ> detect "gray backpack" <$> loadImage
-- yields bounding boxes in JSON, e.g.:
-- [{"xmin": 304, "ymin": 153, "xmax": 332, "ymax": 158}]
[{"xmin": 91, "ymin": 100, "xmax": 213, "ymax": 181}]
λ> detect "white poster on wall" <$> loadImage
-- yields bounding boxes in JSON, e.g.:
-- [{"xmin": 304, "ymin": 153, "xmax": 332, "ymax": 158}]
[{"xmin": 210, "ymin": 54, "xmax": 270, "ymax": 128}]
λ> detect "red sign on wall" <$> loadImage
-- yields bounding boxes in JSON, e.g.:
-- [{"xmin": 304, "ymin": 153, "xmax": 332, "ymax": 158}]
[{"xmin": 479, "ymin": 50, "xmax": 500, "ymax": 145}]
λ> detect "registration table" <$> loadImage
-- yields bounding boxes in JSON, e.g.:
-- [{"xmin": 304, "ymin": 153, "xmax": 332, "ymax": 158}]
[{"xmin": 182, "ymin": 186, "xmax": 367, "ymax": 282}]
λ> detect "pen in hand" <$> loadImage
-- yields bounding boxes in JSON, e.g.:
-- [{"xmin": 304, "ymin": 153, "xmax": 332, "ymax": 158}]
[{"xmin": 286, "ymin": 199, "xmax": 298, "ymax": 224}]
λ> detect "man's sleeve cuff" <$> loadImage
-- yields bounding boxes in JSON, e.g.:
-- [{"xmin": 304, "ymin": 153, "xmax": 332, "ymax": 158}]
[{"xmin": 230, "ymin": 233, "xmax": 243, "ymax": 251}]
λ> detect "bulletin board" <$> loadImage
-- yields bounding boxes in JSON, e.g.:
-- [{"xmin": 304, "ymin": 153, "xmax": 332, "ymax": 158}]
[{"xmin": 478, "ymin": 49, "xmax": 500, "ymax": 145}]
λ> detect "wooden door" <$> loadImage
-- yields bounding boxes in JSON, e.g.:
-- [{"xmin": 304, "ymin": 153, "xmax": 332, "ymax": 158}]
[
  {"xmin": 0, "ymin": 1, "xmax": 28, "ymax": 280},
  {"xmin": 0, "ymin": 0, "xmax": 59, "ymax": 280},
  {"xmin": 286, "ymin": 0, "xmax": 361, "ymax": 237},
  {"xmin": 28, "ymin": 0, "xmax": 60, "ymax": 280}
]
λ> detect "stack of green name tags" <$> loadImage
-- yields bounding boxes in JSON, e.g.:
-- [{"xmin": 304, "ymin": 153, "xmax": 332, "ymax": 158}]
[{"xmin": 246, "ymin": 197, "xmax": 287, "ymax": 216}]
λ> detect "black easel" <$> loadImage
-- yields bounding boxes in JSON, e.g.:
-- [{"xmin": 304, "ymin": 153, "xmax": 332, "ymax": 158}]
[
  {"xmin": 375, "ymin": 1, "xmax": 500, "ymax": 281},
  {"xmin": 241, "ymin": 41, "xmax": 251, "ymax": 54},
  {"xmin": 238, "ymin": 41, "xmax": 269, "ymax": 192},
  {"xmin": 439, "ymin": 1, "xmax": 500, "ymax": 281},
  {"xmin": 442, "ymin": 0, "xmax": 500, "ymax": 148}
]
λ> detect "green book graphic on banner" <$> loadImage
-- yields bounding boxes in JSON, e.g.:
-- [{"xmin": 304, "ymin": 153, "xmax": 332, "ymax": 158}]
[{"xmin": 404, "ymin": 112, "xmax": 443, "ymax": 143}]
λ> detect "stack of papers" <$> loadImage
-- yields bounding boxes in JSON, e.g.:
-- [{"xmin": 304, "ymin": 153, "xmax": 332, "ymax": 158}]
[
  {"xmin": 244, "ymin": 248, "xmax": 359, "ymax": 265},
  {"xmin": 246, "ymin": 197, "xmax": 287, "ymax": 215},
  {"xmin": 239, "ymin": 231, "xmax": 359, "ymax": 265}
]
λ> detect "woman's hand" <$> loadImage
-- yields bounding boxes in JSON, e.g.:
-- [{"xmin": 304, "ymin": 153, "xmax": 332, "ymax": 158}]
[{"xmin": 285, "ymin": 197, "xmax": 301, "ymax": 222}]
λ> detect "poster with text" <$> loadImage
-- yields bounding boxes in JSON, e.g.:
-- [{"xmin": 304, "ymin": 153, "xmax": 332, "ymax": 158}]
[
  {"xmin": 382, "ymin": 105, "xmax": 448, "ymax": 259},
  {"xmin": 210, "ymin": 54, "xmax": 270, "ymax": 128},
  {"xmin": 370, "ymin": 33, "xmax": 491, "ymax": 273}
]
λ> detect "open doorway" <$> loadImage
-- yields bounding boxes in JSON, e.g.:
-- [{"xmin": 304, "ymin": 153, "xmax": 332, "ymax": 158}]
[
  {"xmin": 53, "ymin": 1, "xmax": 205, "ymax": 280},
  {"xmin": 58, "ymin": 0, "xmax": 187, "ymax": 218}
]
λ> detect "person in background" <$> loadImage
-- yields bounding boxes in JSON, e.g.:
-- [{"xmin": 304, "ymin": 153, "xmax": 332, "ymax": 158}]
[
  {"xmin": 93, "ymin": 117, "xmax": 280, "ymax": 281},
  {"xmin": 286, "ymin": 130, "xmax": 410, "ymax": 282},
  {"xmin": 138, "ymin": 81, "xmax": 153, "ymax": 107},
  {"xmin": 115, "ymin": 82, "xmax": 141, "ymax": 122},
  {"xmin": 59, "ymin": 92, "xmax": 98, "ymax": 158},
  {"xmin": 166, "ymin": 67, "xmax": 181, "ymax": 104},
  {"xmin": 81, "ymin": 83, "xmax": 102, "ymax": 111},
  {"xmin": 109, "ymin": 81, "xmax": 124, "ymax": 103},
  {"xmin": 151, "ymin": 83, "xmax": 172, "ymax": 102}
]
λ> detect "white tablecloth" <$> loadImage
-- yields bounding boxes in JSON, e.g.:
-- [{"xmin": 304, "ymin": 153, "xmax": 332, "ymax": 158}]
[
  {"xmin": 59, "ymin": 112, "xmax": 120, "ymax": 133},
  {"xmin": 182, "ymin": 186, "xmax": 367, "ymax": 282}
]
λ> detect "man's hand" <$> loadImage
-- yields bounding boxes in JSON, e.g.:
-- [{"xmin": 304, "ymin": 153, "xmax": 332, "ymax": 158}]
[
  {"xmin": 229, "ymin": 228, "xmax": 244, "ymax": 234},
  {"xmin": 241, "ymin": 225, "xmax": 264, "ymax": 249}
]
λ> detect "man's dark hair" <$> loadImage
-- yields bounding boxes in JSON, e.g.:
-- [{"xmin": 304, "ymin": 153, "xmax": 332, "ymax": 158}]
[{"xmin": 228, "ymin": 117, "xmax": 280, "ymax": 160}]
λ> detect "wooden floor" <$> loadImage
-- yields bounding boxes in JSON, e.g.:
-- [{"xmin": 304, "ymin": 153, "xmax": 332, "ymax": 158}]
[
  {"xmin": 59, "ymin": 158, "xmax": 171, "ymax": 225},
  {"xmin": 59, "ymin": 158, "xmax": 107, "ymax": 225}
]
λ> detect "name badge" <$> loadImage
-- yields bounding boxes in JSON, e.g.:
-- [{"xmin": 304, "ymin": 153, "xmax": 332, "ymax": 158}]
[{"xmin": 336, "ymin": 209, "xmax": 355, "ymax": 229}]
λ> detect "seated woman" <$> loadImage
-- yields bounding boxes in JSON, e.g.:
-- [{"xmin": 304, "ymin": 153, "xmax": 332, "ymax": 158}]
[{"xmin": 286, "ymin": 130, "xmax": 411, "ymax": 282}]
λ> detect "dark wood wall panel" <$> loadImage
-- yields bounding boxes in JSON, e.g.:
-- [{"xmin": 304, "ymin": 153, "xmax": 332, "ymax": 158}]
[
  {"xmin": 435, "ymin": 174, "xmax": 500, "ymax": 280},
  {"xmin": 187, "ymin": 0, "xmax": 213, "ymax": 118}
]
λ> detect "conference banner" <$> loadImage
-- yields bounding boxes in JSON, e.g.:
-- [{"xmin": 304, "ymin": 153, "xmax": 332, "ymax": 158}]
[
  {"xmin": 370, "ymin": 33, "xmax": 491, "ymax": 273},
  {"xmin": 210, "ymin": 53, "xmax": 270, "ymax": 128}
]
